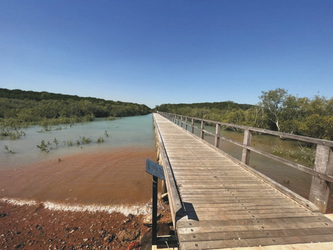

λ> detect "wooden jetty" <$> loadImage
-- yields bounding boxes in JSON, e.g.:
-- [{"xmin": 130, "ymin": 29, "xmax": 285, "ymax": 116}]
[{"xmin": 153, "ymin": 112, "xmax": 333, "ymax": 249}]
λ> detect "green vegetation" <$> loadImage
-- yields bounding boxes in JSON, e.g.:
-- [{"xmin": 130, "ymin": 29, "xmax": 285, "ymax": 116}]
[
  {"xmin": 37, "ymin": 134, "xmax": 107, "ymax": 153},
  {"xmin": 97, "ymin": 137, "xmax": 104, "ymax": 143},
  {"xmin": 0, "ymin": 127, "xmax": 26, "ymax": 140},
  {"xmin": 4, "ymin": 145, "xmax": 15, "ymax": 154},
  {"xmin": 0, "ymin": 88, "xmax": 151, "ymax": 136},
  {"xmin": 155, "ymin": 89, "xmax": 333, "ymax": 140},
  {"xmin": 272, "ymin": 145, "xmax": 316, "ymax": 167},
  {"xmin": 37, "ymin": 140, "xmax": 50, "ymax": 153}
]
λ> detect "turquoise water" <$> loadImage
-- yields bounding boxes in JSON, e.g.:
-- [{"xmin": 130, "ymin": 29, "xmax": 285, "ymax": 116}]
[{"xmin": 0, "ymin": 114, "xmax": 155, "ymax": 169}]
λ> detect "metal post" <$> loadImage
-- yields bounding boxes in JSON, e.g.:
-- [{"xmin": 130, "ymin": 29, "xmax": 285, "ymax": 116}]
[{"xmin": 152, "ymin": 175, "xmax": 158, "ymax": 245}]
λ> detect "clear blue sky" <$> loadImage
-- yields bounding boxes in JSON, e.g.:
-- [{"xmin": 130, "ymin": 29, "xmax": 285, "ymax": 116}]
[{"xmin": 1, "ymin": 1, "xmax": 332, "ymax": 108}]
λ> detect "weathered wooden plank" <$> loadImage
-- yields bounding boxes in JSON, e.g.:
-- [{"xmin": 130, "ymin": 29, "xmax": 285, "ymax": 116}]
[
  {"xmin": 191, "ymin": 212, "xmax": 317, "ymax": 221},
  {"xmin": 180, "ymin": 190, "xmax": 283, "ymax": 196},
  {"xmin": 180, "ymin": 188, "xmax": 275, "ymax": 193},
  {"xmin": 181, "ymin": 199, "xmax": 292, "ymax": 207},
  {"xmin": 177, "ymin": 216, "xmax": 333, "ymax": 229},
  {"xmin": 180, "ymin": 191, "xmax": 283, "ymax": 196},
  {"xmin": 172, "ymin": 170, "xmax": 246, "ymax": 175},
  {"xmin": 186, "ymin": 206, "xmax": 311, "ymax": 214},
  {"xmin": 179, "ymin": 227, "xmax": 333, "ymax": 242},
  {"xmin": 179, "ymin": 234, "xmax": 333, "ymax": 250},
  {"xmin": 184, "ymin": 203, "xmax": 308, "ymax": 211}
]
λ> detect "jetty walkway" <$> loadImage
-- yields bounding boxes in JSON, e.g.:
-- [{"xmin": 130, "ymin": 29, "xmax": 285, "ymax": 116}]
[{"xmin": 153, "ymin": 113, "xmax": 333, "ymax": 249}]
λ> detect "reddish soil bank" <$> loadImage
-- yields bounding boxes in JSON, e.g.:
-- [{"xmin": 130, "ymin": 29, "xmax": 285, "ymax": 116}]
[{"xmin": 0, "ymin": 200, "xmax": 172, "ymax": 249}]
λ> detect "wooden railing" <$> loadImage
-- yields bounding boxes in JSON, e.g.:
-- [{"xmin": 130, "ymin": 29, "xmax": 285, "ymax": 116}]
[
  {"xmin": 154, "ymin": 115, "xmax": 184, "ymax": 226},
  {"xmin": 157, "ymin": 111, "xmax": 333, "ymax": 213}
]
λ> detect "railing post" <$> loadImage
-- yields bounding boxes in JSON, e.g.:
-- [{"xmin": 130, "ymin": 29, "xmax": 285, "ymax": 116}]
[
  {"xmin": 180, "ymin": 115, "xmax": 183, "ymax": 127},
  {"xmin": 241, "ymin": 129, "xmax": 252, "ymax": 165},
  {"xmin": 200, "ymin": 120, "xmax": 205, "ymax": 139},
  {"xmin": 215, "ymin": 123, "xmax": 221, "ymax": 148},
  {"xmin": 191, "ymin": 119, "xmax": 194, "ymax": 134},
  {"xmin": 309, "ymin": 145, "xmax": 333, "ymax": 213},
  {"xmin": 152, "ymin": 175, "xmax": 158, "ymax": 245},
  {"xmin": 185, "ymin": 117, "xmax": 188, "ymax": 130}
]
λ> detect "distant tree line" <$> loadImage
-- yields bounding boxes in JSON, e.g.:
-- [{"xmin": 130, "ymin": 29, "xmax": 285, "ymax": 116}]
[
  {"xmin": 155, "ymin": 89, "xmax": 333, "ymax": 141},
  {"xmin": 0, "ymin": 88, "xmax": 151, "ymax": 128}
]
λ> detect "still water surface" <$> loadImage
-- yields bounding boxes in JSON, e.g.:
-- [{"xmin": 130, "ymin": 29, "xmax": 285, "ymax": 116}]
[{"xmin": 0, "ymin": 114, "xmax": 156, "ymax": 214}]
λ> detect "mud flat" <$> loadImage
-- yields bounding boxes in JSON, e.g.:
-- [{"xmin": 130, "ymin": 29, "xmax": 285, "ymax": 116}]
[{"xmin": 0, "ymin": 198, "xmax": 150, "ymax": 249}]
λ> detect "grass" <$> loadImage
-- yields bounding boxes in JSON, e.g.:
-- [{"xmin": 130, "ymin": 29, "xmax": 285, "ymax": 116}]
[{"xmin": 272, "ymin": 145, "xmax": 315, "ymax": 167}]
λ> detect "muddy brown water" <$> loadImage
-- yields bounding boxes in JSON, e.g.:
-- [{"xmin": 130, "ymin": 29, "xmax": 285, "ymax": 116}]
[{"xmin": 0, "ymin": 147, "xmax": 155, "ymax": 206}]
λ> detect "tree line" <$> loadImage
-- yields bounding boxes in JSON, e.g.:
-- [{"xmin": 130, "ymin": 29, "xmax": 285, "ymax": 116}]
[
  {"xmin": 155, "ymin": 88, "xmax": 333, "ymax": 141},
  {"xmin": 0, "ymin": 88, "xmax": 151, "ymax": 128}
]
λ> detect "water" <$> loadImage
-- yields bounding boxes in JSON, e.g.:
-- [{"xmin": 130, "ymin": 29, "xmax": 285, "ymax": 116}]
[
  {"xmin": 1, "ymin": 115, "xmax": 155, "ymax": 169},
  {"xmin": 0, "ymin": 114, "xmax": 156, "ymax": 214}
]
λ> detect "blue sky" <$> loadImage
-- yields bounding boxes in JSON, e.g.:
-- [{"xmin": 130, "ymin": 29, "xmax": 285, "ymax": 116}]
[{"xmin": 1, "ymin": 0, "xmax": 332, "ymax": 108}]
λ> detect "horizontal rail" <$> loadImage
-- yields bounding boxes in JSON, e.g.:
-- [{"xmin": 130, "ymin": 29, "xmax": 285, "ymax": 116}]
[
  {"xmin": 158, "ymin": 111, "xmax": 333, "ymax": 213},
  {"xmin": 246, "ymin": 145, "xmax": 333, "ymax": 183},
  {"xmin": 170, "ymin": 113, "xmax": 333, "ymax": 147}
]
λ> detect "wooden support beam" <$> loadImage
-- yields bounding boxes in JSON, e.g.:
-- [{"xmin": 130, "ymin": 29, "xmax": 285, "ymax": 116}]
[
  {"xmin": 309, "ymin": 145, "xmax": 333, "ymax": 213},
  {"xmin": 200, "ymin": 120, "xmax": 205, "ymax": 139}
]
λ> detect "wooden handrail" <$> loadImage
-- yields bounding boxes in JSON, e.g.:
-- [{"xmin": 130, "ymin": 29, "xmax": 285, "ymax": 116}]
[
  {"xmin": 153, "ymin": 115, "xmax": 185, "ymax": 227},
  {"xmin": 157, "ymin": 111, "xmax": 333, "ymax": 213},
  {"xmin": 165, "ymin": 112, "xmax": 333, "ymax": 147}
]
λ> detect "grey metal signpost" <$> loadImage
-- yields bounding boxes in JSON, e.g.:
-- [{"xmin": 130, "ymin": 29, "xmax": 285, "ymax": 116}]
[{"xmin": 146, "ymin": 159, "xmax": 165, "ymax": 245}]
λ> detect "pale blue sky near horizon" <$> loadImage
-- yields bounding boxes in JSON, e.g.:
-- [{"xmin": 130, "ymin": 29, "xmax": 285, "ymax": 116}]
[{"xmin": 1, "ymin": 0, "xmax": 332, "ymax": 108}]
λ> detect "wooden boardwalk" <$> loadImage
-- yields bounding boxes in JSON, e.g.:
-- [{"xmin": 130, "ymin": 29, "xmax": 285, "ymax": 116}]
[{"xmin": 153, "ymin": 113, "xmax": 333, "ymax": 249}]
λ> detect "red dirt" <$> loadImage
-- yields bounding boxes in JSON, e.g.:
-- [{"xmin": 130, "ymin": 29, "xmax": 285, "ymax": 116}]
[{"xmin": 0, "ymin": 199, "xmax": 172, "ymax": 249}]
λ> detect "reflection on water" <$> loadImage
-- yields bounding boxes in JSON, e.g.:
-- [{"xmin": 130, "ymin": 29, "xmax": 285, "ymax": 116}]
[{"xmin": 0, "ymin": 114, "xmax": 156, "ymax": 210}]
